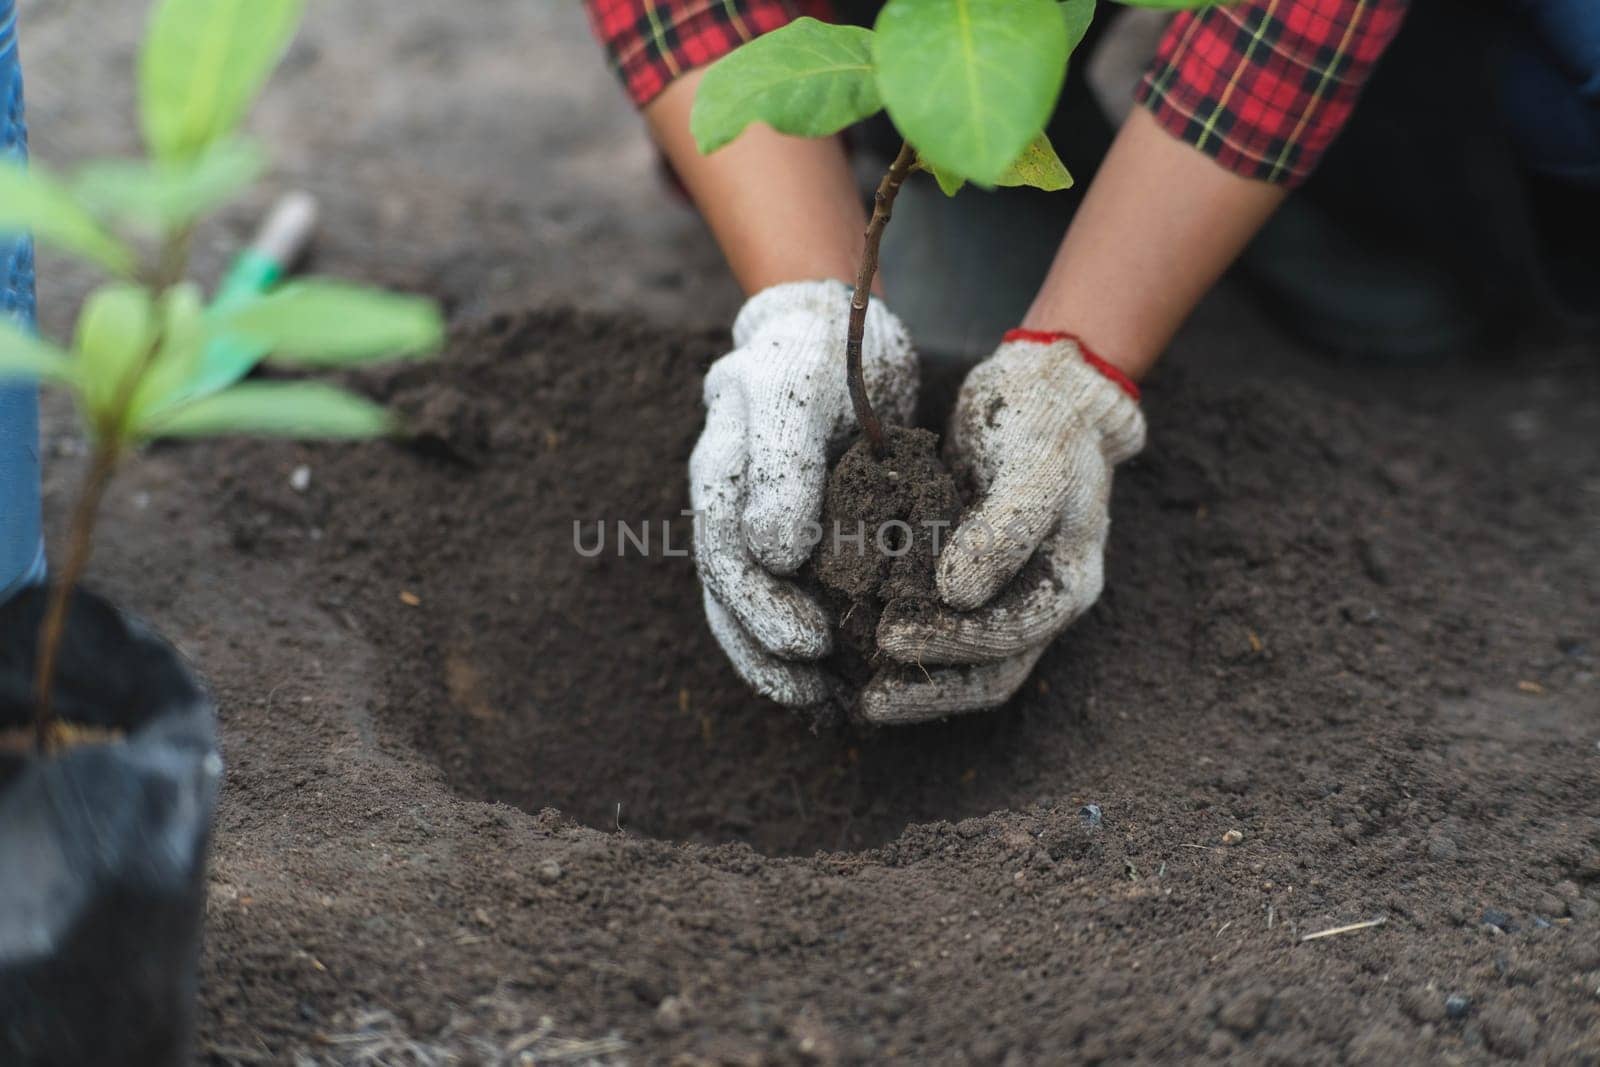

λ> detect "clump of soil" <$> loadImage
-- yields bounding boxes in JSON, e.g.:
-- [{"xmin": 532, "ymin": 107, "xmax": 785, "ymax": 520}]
[{"xmin": 812, "ymin": 425, "xmax": 961, "ymax": 695}]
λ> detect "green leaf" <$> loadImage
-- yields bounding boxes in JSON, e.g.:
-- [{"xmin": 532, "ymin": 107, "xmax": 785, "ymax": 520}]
[
  {"xmin": 874, "ymin": 0, "xmax": 1068, "ymax": 185},
  {"xmin": 0, "ymin": 163, "xmax": 137, "ymax": 276},
  {"xmin": 74, "ymin": 284, "xmax": 160, "ymax": 428},
  {"xmin": 0, "ymin": 319, "xmax": 74, "ymax": 384},
  {"xmin": 918, "ymin": 155, "xmax": 966, "ymax": 197},
  {"xmin": 139, "ymin": 0, "xmax": 306, "ymax": 162},
  {"xmin": 212, "ymin": 280, "xmax": 444, "ymax": 366},
  {"xmin": 143, "ymin": 381, "xmax": 395, "ymax": 440},
  {"xmin": 918, "ymin": 131, "xmax": 1071, "ymax": 195},
  {"xmin": 129, "ymin": 283, "xmax": 209, "ymax": 421},
  {"xmin": 691, "ymin": 18, "xmax": 882, "ymax": 153},
  {"xmin": 73, "ymin": 139, "xmax": 266, "ymax": 230},
  {"xmin": 1061, "ymin": 0, "xmax": 1096, "ymax": 58},
  {"xmin": 996, "ymin": 133, "xmax": 1074, "ymax": 191}
]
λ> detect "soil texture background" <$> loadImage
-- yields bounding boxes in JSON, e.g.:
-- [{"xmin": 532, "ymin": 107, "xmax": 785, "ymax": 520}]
[
  {"xmin": 17, "ymin": 1, "xmax": 1600, "ymax": 1063},
  {"xmin": 187, "ymin": 306, "xmax": 1598, "ymax": 1064}
]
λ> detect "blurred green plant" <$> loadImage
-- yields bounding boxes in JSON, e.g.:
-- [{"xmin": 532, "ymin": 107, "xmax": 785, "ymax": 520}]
[
  {"xmin": 0, "ymin": 0, "xmax": 444, "ymax": 749},
  {"xmin": 690, "ymin": 0, "xmax": 1216, "ymax": 451}
]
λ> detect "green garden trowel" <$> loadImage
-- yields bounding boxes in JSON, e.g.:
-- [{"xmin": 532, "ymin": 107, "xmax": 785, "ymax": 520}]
[{"xmin": 189, "ymin": 191, "xmax": 319, "ymax": 398}]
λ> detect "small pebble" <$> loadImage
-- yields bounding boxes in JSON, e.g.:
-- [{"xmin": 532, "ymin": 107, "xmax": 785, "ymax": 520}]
[
  {"xmin": 1356, "ymin": 536, "xmax": 1393, "ymax": 586},
  {"xmin": 1079, "ymin": 804, "xmax": 1103, "ymax": 828},
  {"xmin": 536, "ymin": 860, "xmax": 563, "ymax": 884},
  {"xmin": 1222, "ymin": 829, "xmax": 1244, "ymax": 846},
  {"xmin": 1217, "ymin": 988, "xmax": 1271, "ymax": 1034},
  {"xmin": 290, "ymin": 465, "xmax": 312, "ymax": 492},
  {"xmin": 1400, "ymin": 988, "xmax": 1444, "ymax": 1024},
  {"xmin": 654, "ymin": 995, "xmax": 691, "ymax": 1031},
  {"xmin": 1481, "ymin": 908, "xmax": 1516, "ymax": 932},
  {"xmin": 1444, "ymin": 994, "xmax": 1471, "ymax": 1020},
  {"xmin": 1425, "ymin": 834, "xmax": 1458, "ymax": 862}
]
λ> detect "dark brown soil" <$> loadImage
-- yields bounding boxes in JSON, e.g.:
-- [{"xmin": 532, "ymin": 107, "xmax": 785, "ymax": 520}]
[
  {"xmin": 23, "ymin": 4, "xmax": 1597, "ymax": 1059},
  {"xmin": 813, "ymin": 425, "xmax": 962, "ymax": 701},
  {"xmin": 147, "ymin": 306, "xmax": 1600, "ymax": 1063}
]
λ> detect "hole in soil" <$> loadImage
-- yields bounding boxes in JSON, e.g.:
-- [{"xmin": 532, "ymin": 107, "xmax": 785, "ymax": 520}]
[
  {"xmin": 427, "ymin": 615, "xmax": 1100, "ymax": 856},
  {"xmin": 220, "ymin": 308, "xmax": 1508, "ymax": 857},
  {"xmin": 224, "ymin": 310, "xmax": 1142, "ymax": 856}
]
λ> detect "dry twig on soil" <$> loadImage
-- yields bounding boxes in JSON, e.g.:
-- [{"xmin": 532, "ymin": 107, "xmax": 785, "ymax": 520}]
[{"xmin": 1299, "ymin": 917, "xmax": 1387, "ymax": 942}]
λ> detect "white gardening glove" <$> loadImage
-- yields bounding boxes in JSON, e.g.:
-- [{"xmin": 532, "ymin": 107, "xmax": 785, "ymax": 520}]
[
  {"xmin": 692, "ymin": 280, "xmax": 917, "ymax": 707},
  {"xmin": 862, "ymin": 330, "xmax": 1144, "ymax": 724}
]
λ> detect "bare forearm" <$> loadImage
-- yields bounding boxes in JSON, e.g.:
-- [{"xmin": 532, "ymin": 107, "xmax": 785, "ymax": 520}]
[
  {"xmin": 1022, "ymin": 107, "xmax": 1288, "ymax": 380},
  {"xmin": 645, "ymin": 69, "xmax": 869, "ymax": 296}
]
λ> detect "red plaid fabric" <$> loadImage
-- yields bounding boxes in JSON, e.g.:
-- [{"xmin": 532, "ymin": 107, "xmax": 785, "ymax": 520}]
[
  {"xmin": 584, "ymin": 0, "xmax": 833, "ymax": 108},
  {"xmin": 584, "ymin": 0, "xmax": 1407, "ymax": 186},
  {"xmin": 1135, "ymin": 0, "xmax": 1408, "ymax": 187}
]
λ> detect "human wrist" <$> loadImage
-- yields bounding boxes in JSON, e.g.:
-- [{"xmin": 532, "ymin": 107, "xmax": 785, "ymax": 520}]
[{"xmin": 1017, "ymin": 283, "xmax": 1163, "ymax": 383}]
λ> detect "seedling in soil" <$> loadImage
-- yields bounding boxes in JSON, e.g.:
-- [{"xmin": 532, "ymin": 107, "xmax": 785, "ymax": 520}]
[
  {"xmin": 692, "ymin": 0, "xmax": 1213, "ymax": 455},
  {"xmin": 0, "ymin": 0, "xmax": 443, "ymax": 752},
  {"xmin": 690, "ymin": 0, "xmax": 1215, "ymax": 685}
]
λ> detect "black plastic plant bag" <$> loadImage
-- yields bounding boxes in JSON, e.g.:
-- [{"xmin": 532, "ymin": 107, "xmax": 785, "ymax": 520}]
[{"xmin": 0, "ymin": 587, "xmax": 219, "ymax": 1067}]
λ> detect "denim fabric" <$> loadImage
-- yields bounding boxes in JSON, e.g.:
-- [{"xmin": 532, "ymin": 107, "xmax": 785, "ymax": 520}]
[
  {"xmin": 1, "ymin": 0, "xmax": 46, "ymax": 601},
  {"xmin": 1518, "ymin": 0, "xmax": 1600, "ymax": 98},
  {"xmin": 1503, "ymin": 0, "xmax": 1600, "ymax": 185}
]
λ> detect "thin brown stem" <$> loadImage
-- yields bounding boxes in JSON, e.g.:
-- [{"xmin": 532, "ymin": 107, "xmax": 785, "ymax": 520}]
[
  {"xmin": 31, "ymin": 226, "xmax": 190, "ymax": 753},
  {"xmin": 33, "ymin": 441, "xmax": 119, "ymax": 751},
  {"xmin": 148, "ymin": 224, "xmax": 194, "ymax": 294},
  {"xmin": 847, "ymin": 140, "xmax": 918, "ymax": 458}
]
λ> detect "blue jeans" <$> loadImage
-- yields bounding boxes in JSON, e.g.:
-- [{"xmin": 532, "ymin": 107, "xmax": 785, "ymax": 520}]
[
  {"xmin": 1503, "ymin": 0, "xmax": 1600, "ymax": 186},
  {"xmin": 1, "ymin": 0, "xmax": 44, "ymax": 601}
]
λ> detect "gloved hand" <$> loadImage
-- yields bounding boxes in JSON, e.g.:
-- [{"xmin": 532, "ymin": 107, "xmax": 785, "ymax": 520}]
[
  {"xmin": 862, "ymin": 330, "xmax": 1145, "ymax": 724},
  {"xmin": 692, "ymin": 280, "xmax": 917, "ymax": 707}
]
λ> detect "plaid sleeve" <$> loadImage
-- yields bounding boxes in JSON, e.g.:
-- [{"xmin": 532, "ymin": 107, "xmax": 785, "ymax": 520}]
[
  {"xmin": 585, "ymin": 0, "xmax": 836, "ymax": 109},
  {"xmin": 1134, "ymin": 0, "xmax": 1408, "ymax": 187}
]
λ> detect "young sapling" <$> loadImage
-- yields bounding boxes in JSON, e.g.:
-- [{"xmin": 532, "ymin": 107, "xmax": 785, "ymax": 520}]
[
  {"xmin": 688, "ymin": 0, "xmax": 1216, "ymax": 687},
  {"xmin": 0, "ymin": 0, "xmax": 443, "ymax": 752}
]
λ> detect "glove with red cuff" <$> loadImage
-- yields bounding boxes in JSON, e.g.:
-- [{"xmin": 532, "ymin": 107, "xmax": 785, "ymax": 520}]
[{"xmin": 862, "ymin": 329, "xmax": 1146, "ymax": 724}]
